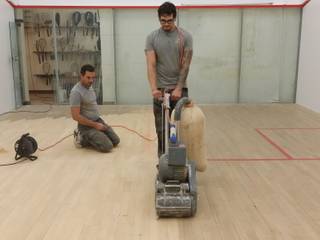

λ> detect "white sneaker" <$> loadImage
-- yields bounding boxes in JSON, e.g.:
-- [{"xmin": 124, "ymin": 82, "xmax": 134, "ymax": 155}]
[{"xmin": 73, "ymin": 129, "xmax": 82, "ymax": 148}]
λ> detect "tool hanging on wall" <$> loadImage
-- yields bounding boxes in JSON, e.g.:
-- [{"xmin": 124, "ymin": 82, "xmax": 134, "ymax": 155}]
[
  {"xmin": 55, "ymin": 12, "xmax": 61, "ymax": 35},
  {"xmin": 38, "ymin": 38, "xmax": 47, "ymax": 62},
  {"xmin": 42, "ymin": 62, "xmax": 51, "ymax": 85},
  {"xmin": 66, "ymin": 20, "xmax": 70, "ymax": 46},
  {"xmin": 35, "ymin": 40, "xmax": 41, "ymax": 64},
  {"xmin": 96, "ymin": 38, "xmax": 101, "ymax": 51},
  {"xmin": 41, "ymin": 12, "xmax": 52, "ymax": 37},
  {"xmin": 58, "ymin": 37, "xmax": 67, "ymax": 61},
  {"xmin": 49, "ymin": 38, "xmax": 56, "ymax": 60},
  {"xmin": 72, "ymin": 11, "xmax": 81, "ymax": 36},
  {"xmin": 85, "ymin": 11, "xmax": 94, "ymax": 36},
  {"xmin": 94, "ymin": 11, "xmax": 100, "ymax": 37},
  {"xmin": 59, "ymin": 62, "xmax": 79, "ymax": 97},
  {"xmin": 33, "ymin": 13, "xmax": 41, "ymax": 37}
]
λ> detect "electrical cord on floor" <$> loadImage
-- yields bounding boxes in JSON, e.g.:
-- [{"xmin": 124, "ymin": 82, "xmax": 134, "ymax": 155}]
[
  {"xmin": 0, "ymin": 158, "xmax": 29, "ymax": 167},
  {"xmin": 38, "ymin": 125, "xmax": 156, "ymax": 152},
  {"xmin": 112, "ymin": 125, "xmax": 157, "ymax": 142},
  {"xmin": 38, "ymin": 133, "xmax": 73, "ymax": 151},
  {"xmin": 0, "ymin": 104, "xmax": 53, "ymax": 117},
  {"xmin": 37, "ymin": 125, "xmax": 156, "ymax": 151},
  {"xmin": 0, "ymin": 124, "xmax": 156, "ymax": 167}
]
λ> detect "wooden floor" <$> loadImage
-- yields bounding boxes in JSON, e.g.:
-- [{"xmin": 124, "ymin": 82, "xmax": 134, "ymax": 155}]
[{"xmin": 1, "ymin": 103, "xmax": 320, "ymax": 240}]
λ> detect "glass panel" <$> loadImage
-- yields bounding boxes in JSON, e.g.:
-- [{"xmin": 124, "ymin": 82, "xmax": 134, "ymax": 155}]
[
  {"xmin": 114, "ymin": 9, "xmax": 158, "ymax": 104},
  {"xmin": 9, "ymin": 21, "xmax": 23, "ymax": 108},
  {"xmin": 22, "ymin": 8, "xmax": 102, "ymax": 104},
  {"xmin": 239, "ymin": 8, "xmax": 300, "ymax": 103},
  {"xmin": 180, "ymin": 9, "xmax": 242, "ymax": 103}
]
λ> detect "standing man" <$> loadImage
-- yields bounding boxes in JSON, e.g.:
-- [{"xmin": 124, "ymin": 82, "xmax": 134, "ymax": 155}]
[
  {"xmin": 145, "ymin": 1, "xmax": 193, "ymax": 157},
  {"xmin": 70, "ymin": 64, "xmax": 120, "ymax": 152}
]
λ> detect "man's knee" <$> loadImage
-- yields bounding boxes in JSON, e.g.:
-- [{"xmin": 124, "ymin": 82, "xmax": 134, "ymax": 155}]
[
  {"xmin": 84, "ymin": 130, "xmax": 114, "ymax": 153},
  {"xmin": 105, "ymin": 128, "xmax": 120, "ymax": 147},
  {"xmin": 112, "ymin": 135, "xmax": 120, "ymax": 146},
  {"xmin": 97, "ymin": 141, "xmax": 113, "ymax": 153}
]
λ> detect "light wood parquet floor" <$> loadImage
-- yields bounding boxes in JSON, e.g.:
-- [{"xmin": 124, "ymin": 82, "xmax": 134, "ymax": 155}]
[{"xmin": 0, "ymin": 103, "xmax": 320, "ymax": 240}]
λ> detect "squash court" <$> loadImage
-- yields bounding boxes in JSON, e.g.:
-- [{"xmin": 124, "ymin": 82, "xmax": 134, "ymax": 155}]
[{"xmin": 1, "ymin": 103, "xmax": 320, "ymax": 240}]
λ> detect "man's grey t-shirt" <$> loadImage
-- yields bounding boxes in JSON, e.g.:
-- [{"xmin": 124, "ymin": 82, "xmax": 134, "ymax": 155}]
[
  {"xmin": 145, "ymin": 27, "xmax": 193, "ymax": 88},
  {"xmin": 69, "ymin": 82, "xmax": 99, "ymax": 121}
]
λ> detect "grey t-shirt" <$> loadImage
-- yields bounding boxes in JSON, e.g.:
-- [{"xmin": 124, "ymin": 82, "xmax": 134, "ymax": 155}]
[
  {"xmin": 69, "ymin": 82, "xmax": 100, "ymax": 121},
  {"xmin": 145, "ymin": 27, "xmax": 193, "ymax": 88}
]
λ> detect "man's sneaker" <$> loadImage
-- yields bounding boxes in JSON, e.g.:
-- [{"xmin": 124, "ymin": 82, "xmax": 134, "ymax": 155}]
[{"xmin": 73, "ymin": 129, "xmax": 82, "ymax": 148}]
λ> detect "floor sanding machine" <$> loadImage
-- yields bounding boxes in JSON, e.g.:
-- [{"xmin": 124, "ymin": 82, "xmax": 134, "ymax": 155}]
[{"xmin": 155, "ymin": 93, "xmax": 197, "ymax": 217}]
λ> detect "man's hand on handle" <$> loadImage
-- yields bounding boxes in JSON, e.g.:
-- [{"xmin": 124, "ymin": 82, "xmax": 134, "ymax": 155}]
[
  {"xmin": 171, "ymin": 87, "xmax": 182, "ymax": 101},
  {"xmin": 152, "ymin": 88, "xmax": 182, "ymax": 101},
  {"xmin": 94, "ymin": 122, "xmax": 108, "ymax": 131},
  {"xmin": 152, "ymin": 89, "xmax": 162, "ymax": 100}
]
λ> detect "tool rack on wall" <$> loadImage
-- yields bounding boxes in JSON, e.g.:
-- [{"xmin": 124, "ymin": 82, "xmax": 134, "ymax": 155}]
[{"xmin": 23, "ymin": 9, "xmax": 102, "ymax": 104}]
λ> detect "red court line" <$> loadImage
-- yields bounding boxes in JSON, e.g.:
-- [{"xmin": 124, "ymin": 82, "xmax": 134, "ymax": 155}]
[
  {"xmin": 258, "ymin": 128, "xmax": 320, "ymax": 161},
  {"xmin": 6, "ymin": 0, "xmax": 311, "ymax": 9},
  {"xmin": 258, "ymin": 127, "xmax": 320, "ymax": 130},
  {"xmin": 208, "ymin": 127, "xmax": 320, "ymax": 162},
  {"xmin": 292, "ymin": 158, "xmax": 320, "ymax": 160},
  {"xmin": 208, "ymin": 157, "xmax": 320, "ymax": 162},
  {"xmin": 255, "ymin": 128, "xmax": 293, "ymax": 160},
  {"xmin": 207, "ymin": 157, "xmax": 289, "ymax": 162}
]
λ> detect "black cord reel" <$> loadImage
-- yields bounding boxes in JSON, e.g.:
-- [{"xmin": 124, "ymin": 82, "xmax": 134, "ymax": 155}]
[{"xmin": 14, "ymin": 133, "xmax": 38, "ymax": 161}]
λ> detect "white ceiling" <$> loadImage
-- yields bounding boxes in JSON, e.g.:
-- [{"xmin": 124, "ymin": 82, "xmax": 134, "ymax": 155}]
[{"xmin": 9, "ymin": 0, "xmax": 308, "ymax": 7}]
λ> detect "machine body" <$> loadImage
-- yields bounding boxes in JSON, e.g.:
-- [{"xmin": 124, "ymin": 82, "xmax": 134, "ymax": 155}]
[{"xmin": 155, "ymin": 95, "xmax": 197, "ymax": 217}]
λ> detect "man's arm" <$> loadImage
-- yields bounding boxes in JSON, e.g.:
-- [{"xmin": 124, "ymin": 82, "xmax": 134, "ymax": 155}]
[
  {"xmin": 145, "ymin": 50, "xmax": 161, "ymax": 99},
  {"xmin": 177, "ymin": 48, "xmax": 193, "ymax": 89},
  {"xmin": 71, "ymin": 106, "xmax": 106, "ymax": 131},
  {"xmin": 172, "ymin": 48, "xmax": 193, "ymax": 99}
]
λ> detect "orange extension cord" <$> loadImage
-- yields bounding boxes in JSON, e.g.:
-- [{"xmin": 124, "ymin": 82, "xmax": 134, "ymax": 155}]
[
  {"xmin": 38, "ymin": 124, "xmax": 157, "ymax": 151},
  {"xmin": 0, "ymin": 125, "xmax": 157, "ymax": 167}
]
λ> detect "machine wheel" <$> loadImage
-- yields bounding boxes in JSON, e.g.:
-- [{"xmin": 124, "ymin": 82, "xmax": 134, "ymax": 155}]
[{"xmin": 191, "ymin": 193, "xmax": 197, "ymax": 216}]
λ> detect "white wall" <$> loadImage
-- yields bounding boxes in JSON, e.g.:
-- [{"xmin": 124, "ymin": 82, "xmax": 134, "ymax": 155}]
[
  {"xmin": 296, "ymin": 0, "xmax": 320, "ymax": 112},
  {"xmin": 0, "ymin": 1, "xmax": 15, "ymax": 114}
]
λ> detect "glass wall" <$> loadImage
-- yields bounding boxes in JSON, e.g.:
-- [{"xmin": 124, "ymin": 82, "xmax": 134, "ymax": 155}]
[
  {"xmin": 22, "ymin": 8, "xmax": 102, "ymax": 104},
  {"xmin": 15, "ymin": 7, "xmax": 301, "ymax": 105}
]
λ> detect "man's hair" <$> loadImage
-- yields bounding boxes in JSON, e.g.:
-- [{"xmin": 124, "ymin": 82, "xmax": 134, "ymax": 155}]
[
  {"xmin": 80, "ymin": 64, "xmax": 95, "ymax": 76},
  {"xmin": 158, "ymin": 2, "xmax": 176, "ymax": 18}
]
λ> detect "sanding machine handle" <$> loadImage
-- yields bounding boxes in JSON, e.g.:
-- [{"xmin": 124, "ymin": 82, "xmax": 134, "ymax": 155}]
[{"xmin": 173, "ymin": 97, "xmax": 190, "ymax": 121}]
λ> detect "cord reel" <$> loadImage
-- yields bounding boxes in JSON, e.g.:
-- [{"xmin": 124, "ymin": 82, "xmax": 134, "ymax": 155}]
[{"xmin": 14, "ymin": 133, "xmax": 38, "ymax": 161}]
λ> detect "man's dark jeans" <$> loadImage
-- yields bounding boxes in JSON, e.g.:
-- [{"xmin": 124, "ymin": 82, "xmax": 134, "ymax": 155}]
[{"xmin": 153, "ymin": 88, "xmax": 188, "ymax": 157}]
